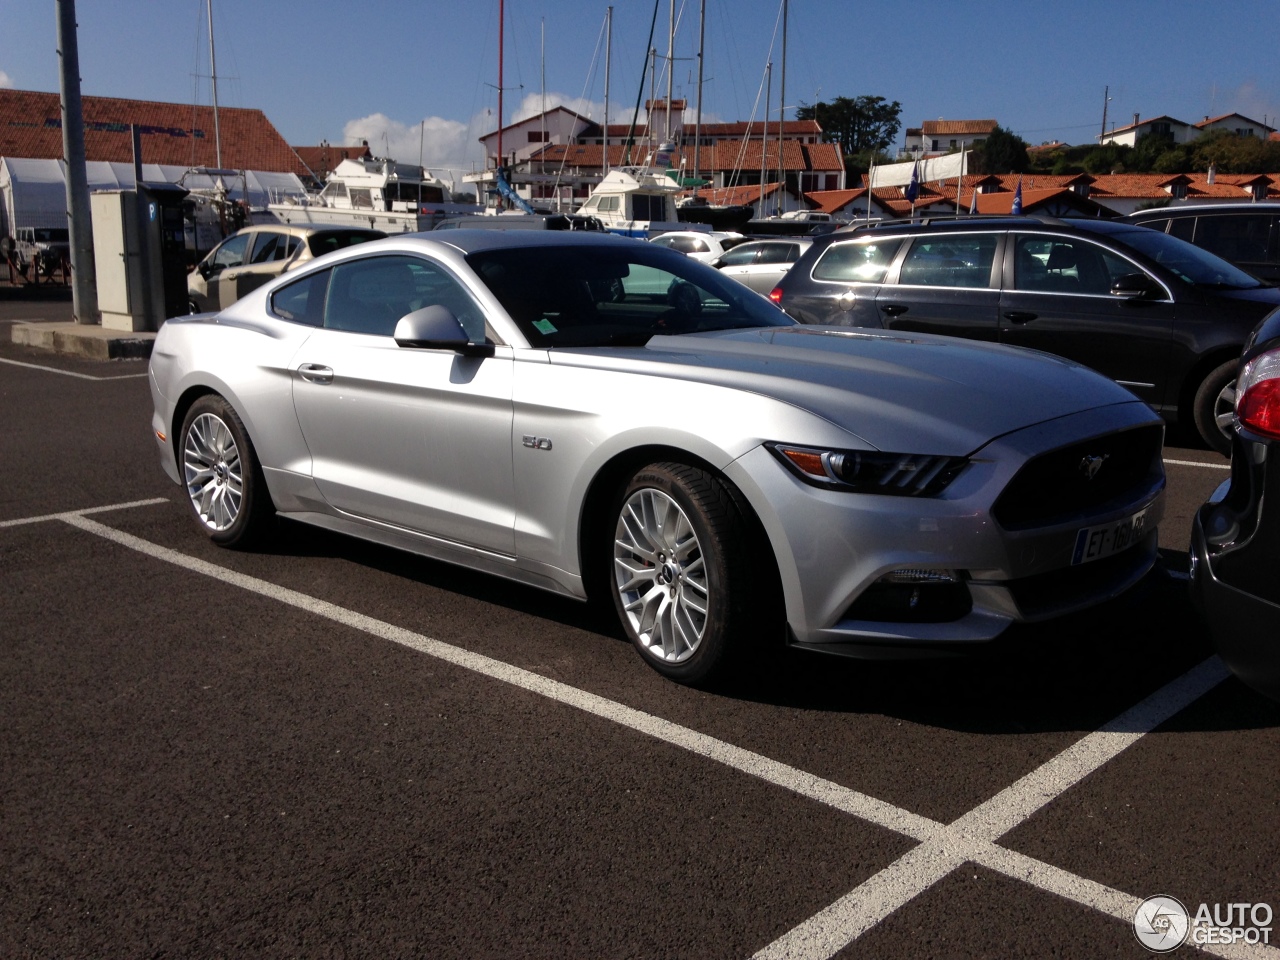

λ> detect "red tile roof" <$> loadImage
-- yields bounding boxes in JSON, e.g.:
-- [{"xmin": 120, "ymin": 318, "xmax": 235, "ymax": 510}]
[
  {"xmin": 0, "ymin": 88, "xmax": 308, "ymax": 177},
  {"xmin": 920, "ymin": 119, "xmax": 997, "ymax": 136},
  {"xmin": 804, "ymin": 188, "xmax": 866, "ymax": 213}
]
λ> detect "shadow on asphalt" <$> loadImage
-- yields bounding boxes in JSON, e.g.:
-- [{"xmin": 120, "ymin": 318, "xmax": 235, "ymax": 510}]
[{"xmin": 247, "ymin": 517, "xmax": 1277, "ymax": 736}]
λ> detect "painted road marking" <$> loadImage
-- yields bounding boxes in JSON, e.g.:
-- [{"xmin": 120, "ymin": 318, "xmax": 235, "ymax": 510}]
[
  {"xmin": 0, "ymin": 355, "xmax": 149, "ymax": 380},
  {"xmin": 2, "ymin": 499, "xmax": 1267, "ymax": 959},
  {"xmin": 1165, "ymin": 457, "xmax": 1230, "ymax": 470}
]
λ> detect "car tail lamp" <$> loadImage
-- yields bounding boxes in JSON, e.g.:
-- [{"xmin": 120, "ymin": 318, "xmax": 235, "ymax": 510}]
[
  {"xmin": 1236, "ymin": 349, "xmax": 1280, "ymax": 440},
  {"xmin": 768, "ymin": 287, "xmax": 783, "ymax": 304}
]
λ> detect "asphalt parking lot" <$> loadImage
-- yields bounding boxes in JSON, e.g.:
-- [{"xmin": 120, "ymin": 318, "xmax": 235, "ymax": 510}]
[{"xmin": 2, "ymin": 293, "xmax": 1277, "ymax": 959}]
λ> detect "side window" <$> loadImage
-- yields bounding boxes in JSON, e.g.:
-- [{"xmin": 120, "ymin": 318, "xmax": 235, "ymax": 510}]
[
  {"xmin": 249, "ymin": 232, "xmax": 285, "ymax": 264},
  {"xmin": 1013, "ymin": 236, "xmax": 1134, "ymax": 296},
  {"xmin": 719, "ymin": 246, "xmax": 760, "ymax": 266},
  {"xmin": 755, "ymin": 242, "xmax": 795, "ymax": 264},
  {"xmin": 899, "ymin": 235, "xmax": 997, "ymax": 288},
  {"xmin": 1194, "ymin": 214, "xmax": 1273, "ymax": 263},
  {"xmin": 812, "ymin": 240, "xmax": 902, "ymax": 283},
  {"xmin": 1168, "ymin": 218, "xmax": 1196, "ymax": 243},
  {"xmin": 209, "ymin": 233, "xmax": 250, "ymax": 272},
  {"xmin": 1138, "ymin": 217, "xmax": 1170, "ymax": 235},
  {"xmin": 270, "ymin": 268, "xmax": 330, "ymax": 326},
  {"xmin": 323, "ymin": 255, "xmax": 489, "ymax": 340}
]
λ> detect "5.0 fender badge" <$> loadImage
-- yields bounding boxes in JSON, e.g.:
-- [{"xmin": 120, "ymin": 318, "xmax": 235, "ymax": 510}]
[{"xmin": 522, "ymin": 435, "xmax": 553, "ymax": 451}]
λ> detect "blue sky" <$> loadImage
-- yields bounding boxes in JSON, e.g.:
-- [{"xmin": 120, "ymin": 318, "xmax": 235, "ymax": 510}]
[{"xmin": 2, "ymin": 0, "xmax": 1277, "ymax": 186}]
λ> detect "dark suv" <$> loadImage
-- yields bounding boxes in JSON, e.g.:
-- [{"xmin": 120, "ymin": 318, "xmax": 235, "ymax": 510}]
[
  {"xmin": 1126, "ymin": 203, "xmax": 1280, "ymax": 282},
  {"xmin": 771, "ymin": 216, "xmax": 1280, "ymax": 453}
]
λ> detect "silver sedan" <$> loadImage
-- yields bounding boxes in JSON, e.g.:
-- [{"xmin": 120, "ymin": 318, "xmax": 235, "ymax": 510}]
[{"xmin": 149, "ymin": 230, "xmax": 1167, "ymax": 685}]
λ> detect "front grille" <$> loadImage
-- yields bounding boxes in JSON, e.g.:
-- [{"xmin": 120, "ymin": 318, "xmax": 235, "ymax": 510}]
[{"xmin": 992, "ymin": 424, "xmax": 1165, "ymax": 531}]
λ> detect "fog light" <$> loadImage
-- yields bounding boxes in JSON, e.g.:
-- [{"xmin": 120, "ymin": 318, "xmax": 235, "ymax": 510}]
[{"xmin": 844, "ymin": 570, "xmax": 971, "ymax": 623}]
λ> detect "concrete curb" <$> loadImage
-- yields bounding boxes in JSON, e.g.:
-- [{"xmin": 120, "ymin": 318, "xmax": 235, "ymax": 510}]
[{"xmin": 11, "ymin": 322, "xmax": 156, "ymax": 360}]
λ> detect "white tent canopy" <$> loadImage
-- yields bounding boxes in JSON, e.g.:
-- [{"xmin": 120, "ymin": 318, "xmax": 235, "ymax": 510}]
[{"xmin": 1, "ymin": 157, "xmax": 306, "ymax": 234}]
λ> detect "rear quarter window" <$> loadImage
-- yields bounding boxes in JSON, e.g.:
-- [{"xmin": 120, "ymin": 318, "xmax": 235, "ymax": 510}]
[
  {"xmin": 270, "ymin": 268, "xmax": 330, "ymax": 326},
  {"xmin": 812, "ymin": 239, "xmax": 903, "ymax": 283}
]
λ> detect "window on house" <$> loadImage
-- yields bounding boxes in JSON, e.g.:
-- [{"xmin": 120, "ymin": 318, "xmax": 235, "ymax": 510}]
[{"xmin": 528, "ymin": 131, "xmax": 549, "ymax": 143}]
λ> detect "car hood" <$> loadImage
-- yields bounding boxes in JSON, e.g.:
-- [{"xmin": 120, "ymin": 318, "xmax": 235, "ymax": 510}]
[{"xmin": 549, "ymin": 326, "xmax": 1143, "ymax": 455}]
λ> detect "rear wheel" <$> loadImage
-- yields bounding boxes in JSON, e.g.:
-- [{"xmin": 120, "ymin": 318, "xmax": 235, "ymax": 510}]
[
  {"xmin": 609, "ymin": 462, "xmax": 757, "ymax": 685},
  {"xmin": 1193, "ymin": 360, "xmax": 1237, "ymax": 455},
  {"xmin": 180, "ymin": 395, "xmax": 273, "ymax": 546}
]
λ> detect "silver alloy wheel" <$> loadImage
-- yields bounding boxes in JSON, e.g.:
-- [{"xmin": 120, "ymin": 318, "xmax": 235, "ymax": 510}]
[
  {"xmin": 614, "ymin": 488, "xmax": 710, "ymax": 663},
  {"xmin": 183, "ymin": 412, "xmax": 244, "ymax": 532},
  {"xmin": 1212, "ymin": 377, "xmax": 1238, "ymax": 439}
]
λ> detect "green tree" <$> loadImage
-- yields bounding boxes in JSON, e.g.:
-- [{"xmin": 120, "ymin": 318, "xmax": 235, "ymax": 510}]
[
  {"xmin": 972, "ymin": 125, "xmax": 1030, "ymax": 174},
  {"xmin": 795, "ymin": 96, "xmax": 903, "ymax": 156}
]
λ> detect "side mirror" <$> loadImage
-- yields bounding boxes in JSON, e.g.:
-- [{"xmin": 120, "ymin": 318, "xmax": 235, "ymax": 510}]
[
  {"xmin": 1111, "ymin": 273, "xmax": 1160, "ymax": 300},
  {"xmin": 393, "ymin": 305, "xmax": 494, "ymax": 357}
]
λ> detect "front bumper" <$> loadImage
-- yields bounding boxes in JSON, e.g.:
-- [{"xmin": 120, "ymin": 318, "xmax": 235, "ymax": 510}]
[{"xmin": 726, "ymin": 403, "xmax": 1166, "ymax": 656}]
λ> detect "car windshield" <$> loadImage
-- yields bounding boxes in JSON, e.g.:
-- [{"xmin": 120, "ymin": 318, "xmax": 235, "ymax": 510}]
[
  {"xmin": 1111, "ymin": 226, "xmax": 1264, "ymax": 289},
  {"xmin": 466, "ymin": 244, "xmax": 794, "ymax": 347}
]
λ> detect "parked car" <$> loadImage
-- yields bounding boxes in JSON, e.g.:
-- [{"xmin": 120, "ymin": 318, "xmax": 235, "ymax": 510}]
[
  {"xmin": 712, "ymin": 237, "xmax": 813, "ymax": 294},
  {"xmin": 187, "ymin": 224, "xmax": 385, "ymax": 313},
  {"xmin": 649, "ymin": 230, "xmax": 749, "ymax": 262},
  {"xmin": 772, "ymin": 216, "xmax": 1280, "ymax": 453},
  {"xmin": 1190, "ymin": 306, "xmax": 1280, "ymax": 701},
  {"xmin": 1, "ymin": 226, "xmax": 70, "ymax": 279},
  {"xmin": 150, "ymin": 230, "xmax": 1166, "ymax": 686},
  {"xmin": 1126, "ymin": 203, "xmax": 1280, "ymax": 283}
]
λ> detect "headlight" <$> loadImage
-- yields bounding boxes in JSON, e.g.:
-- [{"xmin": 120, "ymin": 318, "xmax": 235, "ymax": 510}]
[{"xmin": 767, "ymin": 443, "xmax": 969, "ymax": 497}]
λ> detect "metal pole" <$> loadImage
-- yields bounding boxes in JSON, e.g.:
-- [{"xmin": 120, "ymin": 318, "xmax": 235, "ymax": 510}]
[
  {"xmin": 208, "ymin": 0, "xmax": 222, "ymax": 168},
  {"xmin": 761, "ymin": 61, "xmax": 771, "ymax": 214},
  {"xmin": 777, "ymin": 0, "xmax": 787, "ymax": 216},
  {"xmin": 497, "ymin": 0, "xmax": 505, "ymax": 183},
  {"xmin": 692, "ymin": 0, "xmax": 704, "ymax": 191},
  {"xmin": 604, "ymin": 6, "xmax": 611, "ymax": 175},
  {"xmin": 665, "ymin": 0, "xmax": 674, "ymax": 141},
  {"xmin": 55, "ymin": 0, "xmax": 98, "ymax": 323}
]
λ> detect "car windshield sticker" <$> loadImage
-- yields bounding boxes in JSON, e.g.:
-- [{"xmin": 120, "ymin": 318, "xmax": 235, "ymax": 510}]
[{"xmin": 533, "ymin": 318, "xmax": 558, "ymax": 334}]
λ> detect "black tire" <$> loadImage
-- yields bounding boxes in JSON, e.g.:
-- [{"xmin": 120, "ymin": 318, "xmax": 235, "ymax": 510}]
[
  {"xmin": 188, "ymin": 300, "xmax": 201, "ymax": 315},
  {"xmin": 608, "ymin": 462, "xmax": 759, "ymax": 685},
  {"xmin": 179, "ymin": 395, "xmax": 274, "ymax": 547},
  {"xmin": 1192, "ymin": 360, "xmax": 1238, "ymax": 455}
]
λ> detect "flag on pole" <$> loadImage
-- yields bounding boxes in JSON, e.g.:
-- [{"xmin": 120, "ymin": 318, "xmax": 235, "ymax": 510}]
[
  {"xmin": 904, "ymin": 160, "xmax": 920, "ymax": 203},
  {"xmin": 1011, "ymin": 176, "xmax": 1024, "ymax": 215},
  {"xmin": 969, "ymin": 187, "xmax": 979, "ymax": 215}
]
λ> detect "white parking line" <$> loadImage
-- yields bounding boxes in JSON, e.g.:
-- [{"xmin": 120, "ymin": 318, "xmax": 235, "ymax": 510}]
[
  {"xmin": 9, "ymin": 501, "xmax": 1268, "ymax": 959},
  {"xmin": 1165, "ymin": 457, "xmax": 1231, "ymax": 470},
  {"xmin": 0, "ymin": 355, "xmax": 149, "ymax": 380}
]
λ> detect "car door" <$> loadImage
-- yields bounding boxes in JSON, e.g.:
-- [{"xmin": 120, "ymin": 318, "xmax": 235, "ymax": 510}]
[
  {"xmin": 732, "ymin": 241, "xmax": 805, "ymax": 293},
  {"xmin": 229, "ymin": 231, "xmax": 302, "ymax": 302},
  {"xmin": 193, "ymin": 231, "xmax": 250, "ymax": 311},
  {"xmin": 876, "ymin": 232, "xmax": 1002, "ymax": 339},
  {"xmin": 289, "ymin": 253, "xmax": 517, "ymax": 555},
  {"xmin": 997, "ymin": 233, "xmax": 1174, "ymax": 407},
  {"xmin": 715, "ymin": 243, "xmax": 762, "ymax": 288},
  {"xmin": 778, "ymin": 236, "xmax": 903, "ymax": 326}
]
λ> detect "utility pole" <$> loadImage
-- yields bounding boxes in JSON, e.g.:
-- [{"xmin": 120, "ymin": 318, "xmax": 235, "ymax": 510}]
[
  {"xmin": 56, "ymin": 0, "xmax": 98, "ymax": 324},
  {"xmin": 1100, "ymin": 86, "xmax": 1111, "ymax": 143}
]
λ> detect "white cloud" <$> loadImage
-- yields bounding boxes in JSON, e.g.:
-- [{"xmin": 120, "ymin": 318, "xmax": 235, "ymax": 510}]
[
  {"xmin": 0, "ymin": 70, "xmax": 15, "ymax": 89},
  {"xmin": 341, "ymin": 112, "xmax": 486, "ymax": 190}
]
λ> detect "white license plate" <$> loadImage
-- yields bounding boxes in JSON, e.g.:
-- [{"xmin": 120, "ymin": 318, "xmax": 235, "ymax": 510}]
[{"xmin": 1071, "ymin": 508, "xmax": 1149, "ymax": 566}]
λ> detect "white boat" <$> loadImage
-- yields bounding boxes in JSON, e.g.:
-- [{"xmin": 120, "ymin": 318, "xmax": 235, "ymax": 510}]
[
  {"xmin": 267, "ymin": 157, "xmax": 481, "ymax": 233},
  {"xmin": 576, "ymin": 158, "xmax": 690, "ymax": 239}
]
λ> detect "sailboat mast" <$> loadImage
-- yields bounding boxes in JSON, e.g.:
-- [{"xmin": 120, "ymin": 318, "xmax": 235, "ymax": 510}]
[
  {"xmin": 207, "ymin": 0, "xmax": 222, "ymax": 168},
  {"xmin": 604, "ymin": 6, "xmax": 612, "ymax": 175},
  {"xmin": 665, "ymin": 0, "xmax": 674, "ymax": 140},
  {"xmin": 497, "ymin": 0, "xmax": 505, "ymax": 179},
  {"xmin": 761, "ymin": 61, "xmax": 771, "ymax": 212},
  {"xmin": 776, "ymin": 0, "xmax": 787, "ymax": 215},
  {"xmin": 693, "ymin": 0, "xmax": 704, "ymax": 189}
]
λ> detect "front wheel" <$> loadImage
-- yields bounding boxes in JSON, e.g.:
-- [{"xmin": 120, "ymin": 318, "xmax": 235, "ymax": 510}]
[
  {"xmin": 180, "ymin": 394, "xmax": 273, "ymax": 547},
  {"xmin": 609, "ymin": 462, "xmax": 757, "ymax": 685},
  {"xmin": 1192, "ymin": 361, "xmax": 1237, "ymax": 455}
]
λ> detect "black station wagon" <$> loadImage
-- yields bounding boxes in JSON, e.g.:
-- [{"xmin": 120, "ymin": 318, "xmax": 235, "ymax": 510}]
[{"xmin": 771, "ymin": 216, "xmax": 1280, "ymax": 453}]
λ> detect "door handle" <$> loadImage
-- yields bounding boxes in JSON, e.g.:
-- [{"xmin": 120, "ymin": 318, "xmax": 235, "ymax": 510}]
[
  {"xmin": 298, "ymin": 363, "xmax": 334, "ymax": 384},
  {"xmin": 880, "ymin": 303, "xmax": 908, "ymax": 316},
  {"xmin": 224, "ymin": 271, "xmax": 240, "ymax": 280},
  {"xmin": 1003, "ymin": 311, "xmax": 1038, "ymax": 325}
]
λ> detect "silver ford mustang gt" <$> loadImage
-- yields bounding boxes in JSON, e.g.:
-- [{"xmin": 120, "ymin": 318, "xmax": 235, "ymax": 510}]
[{"xmin": 149, "ymin": 230, "xmax": 1166, "ymax": 684}]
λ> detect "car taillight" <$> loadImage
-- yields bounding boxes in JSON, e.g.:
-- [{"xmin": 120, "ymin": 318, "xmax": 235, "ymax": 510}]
[
  {"xmin": 1236, "ymin": 349, "xmax": 1280, "ymax": 440},
  {"xmin": 768, "ymin": 287, "xmax": 783, "ymax": 304}
]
